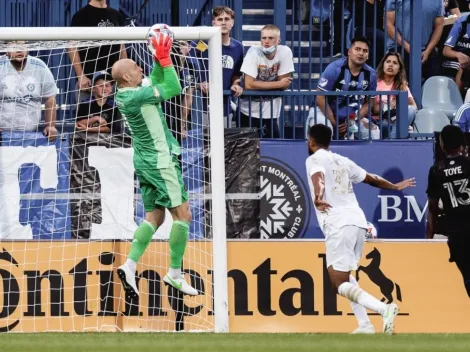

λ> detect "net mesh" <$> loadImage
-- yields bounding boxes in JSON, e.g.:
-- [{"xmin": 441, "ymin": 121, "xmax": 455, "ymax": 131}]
[{"xmin": 0, "ymin": 38, "xmax": 215, "ymax": 332}]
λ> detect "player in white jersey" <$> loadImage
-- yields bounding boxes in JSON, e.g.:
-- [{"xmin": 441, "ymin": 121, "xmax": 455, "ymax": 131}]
[
  {"xmin": 0, "ymin": 41, "xmax": 57, "ymax": 139},
  {"xmin": 305, "ymin": 124, "xmax": 415, "ymax": 334}
]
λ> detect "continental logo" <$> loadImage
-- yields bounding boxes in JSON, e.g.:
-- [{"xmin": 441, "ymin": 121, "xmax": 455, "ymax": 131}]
[
  {"xmin": 260, "ymin": 157, "xmax": 310, "ymax": 239},
  {"xmin": 5, "ymin": 242, "xmax": 468, "ymax": 333},
  {"xmin": 0, "ymin": 243, "xmax": 409, "ymax": 333},
  {"xmin": 0, "ymin": 246, "xmax": 212, "ymax": 332}
]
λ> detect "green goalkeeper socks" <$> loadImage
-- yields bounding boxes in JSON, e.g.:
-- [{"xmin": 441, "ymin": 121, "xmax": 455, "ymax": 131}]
[
  {"xmin": 169, "ymin": 220, "xmax": 189, "ymax": 269},
  {"xmin": 128, "ymin": 220, "xmax": 157, "ymax": 262}
]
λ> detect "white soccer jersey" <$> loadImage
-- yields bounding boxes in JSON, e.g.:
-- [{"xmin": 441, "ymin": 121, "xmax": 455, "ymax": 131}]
[
  {"xmin": 240, "ymin": 45, "xmax": 294, "ymax": 119},
  {"xmin": 0, "ymin": 55, "xmax": 57, "ymax": 131},
  {"xmin": 305, "ymin": 148, "xmax": 368, "ymax": 233}
]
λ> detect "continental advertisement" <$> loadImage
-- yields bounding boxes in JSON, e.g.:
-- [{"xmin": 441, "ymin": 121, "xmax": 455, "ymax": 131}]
[{"xmin": 0, "ymin": 241, "xmax": 468, "ymax": 333}]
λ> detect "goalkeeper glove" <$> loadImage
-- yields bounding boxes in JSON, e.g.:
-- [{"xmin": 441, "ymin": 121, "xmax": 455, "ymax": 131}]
[{"xmin": 151, "ymin": 33, "xmax": 173, "ymax": 68}]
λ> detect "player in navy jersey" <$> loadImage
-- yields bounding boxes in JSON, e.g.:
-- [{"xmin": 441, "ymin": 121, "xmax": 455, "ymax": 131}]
[{"xmin": 427, "ymin": 125, "xmax": 470, "ymax": 297}]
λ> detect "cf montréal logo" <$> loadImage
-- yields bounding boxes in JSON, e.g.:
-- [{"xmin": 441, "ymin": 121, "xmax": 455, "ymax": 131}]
[{"xmin": 260, "ymin": 157, "xmax": 310, "ymax": 239}]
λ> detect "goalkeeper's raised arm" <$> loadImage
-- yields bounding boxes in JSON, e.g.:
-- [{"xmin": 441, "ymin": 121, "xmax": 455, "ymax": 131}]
[{"xmin": 111, "ymin": 30, "xmax": 181, "ymax": 103}]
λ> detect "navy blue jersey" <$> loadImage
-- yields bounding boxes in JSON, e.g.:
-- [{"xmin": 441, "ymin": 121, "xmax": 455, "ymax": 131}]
[
  {"xmin": 316, "ymin": 57, "xmax": 377, "ymax": 121},
  {"xmin": 453, "ymin": 103, "xmax": 470, "ymax": 132},
  {"xmin": 195, "ymin": 38, "xmax": 244, "ymax": 116},
  {"xmin": 445, "ymin": 14, "xmax": 470, "ymax": 55},
  {"xmin": 76, "ymin": 97, "xmax": 122, "ymax": 133}
]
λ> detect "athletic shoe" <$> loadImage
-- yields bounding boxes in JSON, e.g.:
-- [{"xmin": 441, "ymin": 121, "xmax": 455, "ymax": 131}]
[
  {"xmin": 163, "ymin": 273, "xmax": 198, "ymax": 296},
  {"xmin": 117, "ymin": 264, "xmax": 139, "ymax": 299},
  {"xmin": 382, "ymin": 303, "xmax": 399, "ymax": 334},
  {"xmin": 352, "ymin": 324, "xmax": 375, "ymax": 334}
]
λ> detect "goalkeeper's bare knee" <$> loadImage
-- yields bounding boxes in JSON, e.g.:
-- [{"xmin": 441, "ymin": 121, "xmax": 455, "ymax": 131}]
[
  {"xmin": 170, "ymin": 202, "xmax": 191, "ymax": 223},
  {"xmin": 145, "ymin": 207, "xmax": 166, "ymax": 228}
]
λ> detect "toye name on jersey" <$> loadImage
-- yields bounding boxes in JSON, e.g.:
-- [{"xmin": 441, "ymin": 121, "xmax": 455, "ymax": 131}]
[{"xmin": 444, "ymin": 166, "xmax": 463, "ymax": 177}]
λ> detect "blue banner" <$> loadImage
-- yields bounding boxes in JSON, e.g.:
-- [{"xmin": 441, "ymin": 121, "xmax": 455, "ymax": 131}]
[
  {"xmin": 260, "ymin": 140, "xmax": 433, "ymax": 239},
  {"xmin": 1, "ymin": 132, "xmax": 71, "ymax": 239},
  {"xmin": 1, "ymin": 132, "xmax": 433, "ymax": 240}
]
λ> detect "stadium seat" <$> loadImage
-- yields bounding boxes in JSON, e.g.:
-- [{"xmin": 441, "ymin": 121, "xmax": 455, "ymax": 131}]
[
  {"xmin": 413, "ymin": 108, "xmax": 450, "ymax": 134},
  {"xmin": 422, "ymin": 76, "xmax": 463, "ymax": 120}
]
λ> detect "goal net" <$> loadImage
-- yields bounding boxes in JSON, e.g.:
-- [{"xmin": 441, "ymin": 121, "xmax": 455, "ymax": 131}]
[{"xmin": 0, "ymin": 27, "xmax": 228, "ymax": 333}]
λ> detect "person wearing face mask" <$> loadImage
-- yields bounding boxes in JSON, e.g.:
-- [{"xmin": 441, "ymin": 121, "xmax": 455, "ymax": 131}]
[
  {"xmin": 373, "ymin": 52, "xmax": 417, "ymax": 138},
  {"xmin": 239, "ymin": 24, "xmax": 295, "ymax": 138},
  {"xmin": 309, "ymin": 36, "xmax": 379, "ymax": 140}
]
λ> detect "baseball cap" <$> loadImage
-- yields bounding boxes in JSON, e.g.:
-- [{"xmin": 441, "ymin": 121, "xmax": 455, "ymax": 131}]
[{"xmin": 92, "ymin": 70, "xmax": 112, "ymax": 86}]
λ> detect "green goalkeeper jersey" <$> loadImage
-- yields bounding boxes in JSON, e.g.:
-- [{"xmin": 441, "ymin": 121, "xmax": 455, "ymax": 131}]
[{"xmin": 115, "ymin": 63, "xmax": 182, "ymax": 170}]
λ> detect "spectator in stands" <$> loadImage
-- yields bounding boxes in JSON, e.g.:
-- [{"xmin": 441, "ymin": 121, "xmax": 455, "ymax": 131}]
[
  {"xmin": 452, "ymin": 102, "xmax": 470, "ymax": 131},
  {"xmin": 197, "ymin": 6, "xmax": 244, "ymax": 127},
  {"xmin": 310, "ymin": 35, "xmax": 379, "ymax": 140},
  {"xmin": 439, "ymin": 0, "xmax": 461, "ymax": 57},
  {"xmin": 239, "ymin": 24, "xmax": 294, "ymax": 138},
  {"xmin": 0, "ymin": 41, "xmax": 57, "ymax": 140},
  {"xmin": 445, "ymin": 0, "xmax": 462, "ymax": 16},
  {"xmin": 68, "ymin": 0, "xmax": 127, "ymax": 102},
  {"xmin": 373, "ymin": 52, "xmax": 417, "ymax": 138},
  {"xmin": 162, "ymin": 41, "xmax": 198, "ymax": 144},
  {"xmin": 351, "ymin": 0, "xmax": 386, "ymax": 67},
  {"xmin": 442, "ymin": 14, "xmax": 470, "ymax": 93},
  {"xmin": 75, "ymin": 71, "xmax": 121, "ymax": 134},
  {"xmin": 386, "ymin": 0, "xmax": 444, "ymax": 80}
]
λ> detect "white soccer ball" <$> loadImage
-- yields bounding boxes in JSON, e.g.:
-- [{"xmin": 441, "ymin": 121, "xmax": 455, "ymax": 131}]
[
  {"xmin": 147, "ymin": 24, "xmax": 174, "ymax": 55},
  {"xmin": 365, "ymin": 222, "xmax": 377, "ymax": 239}
]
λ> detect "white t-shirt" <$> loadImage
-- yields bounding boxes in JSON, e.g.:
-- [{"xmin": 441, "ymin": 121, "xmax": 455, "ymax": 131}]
[
  {"xmin": 305, "ymin": 149, "xmax": 368, "ymax": 233},
  {"xmin": 240, "ymin": 45, "xmax": 294, "ymax": 119},
  {"xmin": 0, "ymin": 55, "xmax": 57, "ymax": 131}
]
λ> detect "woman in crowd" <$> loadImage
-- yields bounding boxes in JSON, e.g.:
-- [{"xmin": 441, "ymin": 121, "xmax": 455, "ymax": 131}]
[{"xmin": 373, "ymin": 52, "xmax": 417, "ymax": 138}]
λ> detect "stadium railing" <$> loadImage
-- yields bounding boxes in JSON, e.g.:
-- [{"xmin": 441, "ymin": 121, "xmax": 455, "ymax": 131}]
[{"xmin": 31, "ymin": 90, "xmax": 411, "ymax": 141}]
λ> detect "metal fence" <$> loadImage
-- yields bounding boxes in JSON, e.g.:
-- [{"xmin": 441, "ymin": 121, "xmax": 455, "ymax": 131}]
[{"xmin": 222, "ymin": 90, "xmax": 411, "ymax": 140}]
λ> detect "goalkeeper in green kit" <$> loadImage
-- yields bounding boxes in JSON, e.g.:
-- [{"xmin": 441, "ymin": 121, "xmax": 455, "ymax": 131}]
[{"xmin": 112, "ymin": 25, "xmax": 198, "ymax": 298}]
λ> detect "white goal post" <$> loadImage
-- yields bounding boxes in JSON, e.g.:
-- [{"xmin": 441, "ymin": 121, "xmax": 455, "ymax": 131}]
[{"xmin": 0, "ymin": 26, "xmax": 228, "ymax": 333}]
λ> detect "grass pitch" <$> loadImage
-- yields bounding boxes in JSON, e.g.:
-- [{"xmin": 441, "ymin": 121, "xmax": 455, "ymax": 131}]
[{"xmin": 0, "ymin": 333, "xmax": 469, "ymax": 352}]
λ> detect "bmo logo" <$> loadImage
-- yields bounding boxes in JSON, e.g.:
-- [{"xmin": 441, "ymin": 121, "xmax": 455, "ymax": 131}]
[{"xmin": 377, "ymin": 195, "xmax": 428, "ymax": 223}]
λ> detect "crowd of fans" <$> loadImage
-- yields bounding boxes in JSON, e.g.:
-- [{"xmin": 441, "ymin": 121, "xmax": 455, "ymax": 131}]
[{"xmin": 4, "ymin": 0, "xmax": 470, "ymax": 141}]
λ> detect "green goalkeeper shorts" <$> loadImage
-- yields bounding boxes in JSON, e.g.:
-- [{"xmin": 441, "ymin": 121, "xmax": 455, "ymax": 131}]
[{"xmin": 136, "ymin": 157, "xmax": 188, "ymax": 211}]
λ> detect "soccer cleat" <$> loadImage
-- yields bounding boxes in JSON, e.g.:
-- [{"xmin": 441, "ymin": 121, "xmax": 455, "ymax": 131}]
[
  {"xmin": 382, "ymin": 303, "xmax": 399, "ymax": 335},
  {"xmin": 117, "ymin": 264, "xmax": 139, "ymax": 299},
  {"xmin": 352, "ymin": 324, "xmax": 376, "ymax": 334},
  {"xmin": 163, "ymin": 273, "xmax": 198, "ymax": 296}
]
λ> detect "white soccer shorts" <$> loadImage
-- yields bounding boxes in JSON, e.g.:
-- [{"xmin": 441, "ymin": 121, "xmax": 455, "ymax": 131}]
[{"xmin": 323, "ymin": 224, "xmax": 366, "ymax": 272}]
